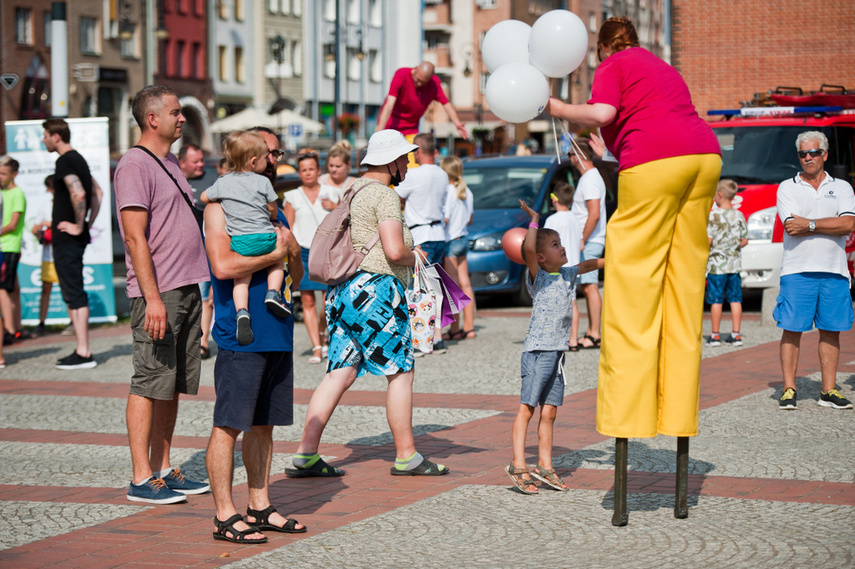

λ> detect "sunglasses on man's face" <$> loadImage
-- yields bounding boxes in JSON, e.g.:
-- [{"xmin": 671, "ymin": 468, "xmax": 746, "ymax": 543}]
[
  {"xmin": 269, "ymin": 150, "xmax": 285, "ymax": 163},
  {"xmin": 797, "ymin": 149, "xmax": 824, "ymax": 159}
]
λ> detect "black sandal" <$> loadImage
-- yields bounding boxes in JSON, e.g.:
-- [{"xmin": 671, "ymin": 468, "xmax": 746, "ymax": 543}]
[
  {"xmin": 213, "ymin": 514, "xmax": 268, "ymax": 544},
  {"xmin": 581, "ymin": 334, "xmax": 601, "ymax": 349},
  {"xmin": 246, "ymin": 505, "xmax": 307, "ymax": 534},
  {"xmin": 390, "ymin": 457, "xmax": 449, "ymax": 476}
]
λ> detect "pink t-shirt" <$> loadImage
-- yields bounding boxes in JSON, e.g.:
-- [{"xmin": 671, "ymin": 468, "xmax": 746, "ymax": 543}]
[
  {"xmin": 385, "ymin": 67, "xmax": 449, "ymax": 135},
  {"xmin": 113, "ymin": 147, "xmax": 209, "ymax": 298},
  {"xmin": 588, "ymin": 47, "xmax": 720, "ymax": 171}
]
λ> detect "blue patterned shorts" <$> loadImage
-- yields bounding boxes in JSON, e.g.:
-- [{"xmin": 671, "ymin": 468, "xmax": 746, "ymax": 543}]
[{"xmin": 325, "ymin": 272, "xmax": 414, "ymax": 378}]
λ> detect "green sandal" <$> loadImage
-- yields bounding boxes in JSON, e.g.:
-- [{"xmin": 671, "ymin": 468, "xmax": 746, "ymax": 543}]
[{"xmin": 284, "ymin": 455, "xmax": 345, "ymax": 478}]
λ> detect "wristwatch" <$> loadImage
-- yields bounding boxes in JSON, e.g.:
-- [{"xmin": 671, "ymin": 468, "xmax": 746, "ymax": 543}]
[{"xmin": 808, "ymin": 220, "xmax": 816, "ymax": 232}]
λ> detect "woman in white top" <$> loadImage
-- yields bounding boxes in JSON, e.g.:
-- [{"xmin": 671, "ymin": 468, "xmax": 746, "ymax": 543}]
[
  {"xmin": 318, "ymin": 140, "xmax": 356, "ymax": 193},
  {"xmin": 283, "ymin": 150, "xmax": 342, "ymax": 363},
  {"xmin": 439, "ymin": 156, "xmax": 476, "ymax": 340}
]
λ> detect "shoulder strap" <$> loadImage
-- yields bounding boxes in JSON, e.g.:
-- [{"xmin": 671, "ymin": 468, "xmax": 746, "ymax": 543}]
[
  {"xmin": 348, "ymin": 179, "xmax": 382, "ymax": 253},
  {"xmin": 133, "ymin": 145, "xmax": 198, "ymax": 215}
]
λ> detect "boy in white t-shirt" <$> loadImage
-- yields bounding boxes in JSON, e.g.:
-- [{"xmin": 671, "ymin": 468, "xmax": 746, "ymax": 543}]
[{"xmin": 544, "ymin": 182, "xmax": 582, "ymax": 351}]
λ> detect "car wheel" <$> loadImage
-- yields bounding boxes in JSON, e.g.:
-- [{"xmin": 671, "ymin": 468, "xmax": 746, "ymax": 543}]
[{"xmin": 511, "ymin": 280, "xmax": 532, "ymax": 307}]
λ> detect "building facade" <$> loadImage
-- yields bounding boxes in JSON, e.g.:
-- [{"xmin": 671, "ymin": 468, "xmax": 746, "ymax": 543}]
[
  {"xmin": 1, "ymin": 0, "xmax": 146, "ymax": 155},
  {"xmin": 671, "ymin": 0, "xmax": 855, "ymax": 117},
  {"xmin": 257, "ymin": 0, "xmax": 304, "ymax": 116},
  {"xmin": 303, "ymin": 0, "xmax": 421, "ymax": 145},
  {"xmin": 210, "ymin": 0, "xmax": 255, "ymax": 119}
]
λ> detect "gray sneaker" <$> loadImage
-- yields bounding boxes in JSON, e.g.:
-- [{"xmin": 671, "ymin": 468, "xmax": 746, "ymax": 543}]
[{"xmin": 264, "ymin": 290, "xmax": 291, "ymax": 318}]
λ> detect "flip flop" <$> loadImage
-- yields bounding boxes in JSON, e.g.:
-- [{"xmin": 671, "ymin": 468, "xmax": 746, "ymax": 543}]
[{"xmin": 284, "ymin": 455, "xmax": 345, "ymax": 478}]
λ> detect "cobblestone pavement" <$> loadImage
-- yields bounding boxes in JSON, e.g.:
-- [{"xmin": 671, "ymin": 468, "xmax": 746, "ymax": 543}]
[{"xmin": 0, "ymin": 311, "xmax": 852, "ymax": 568}]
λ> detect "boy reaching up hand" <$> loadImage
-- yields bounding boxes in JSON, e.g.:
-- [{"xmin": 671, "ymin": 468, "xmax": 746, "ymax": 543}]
[{"xmin": 505, "ymin": 200, "xmax": 604, "ymax": 495}]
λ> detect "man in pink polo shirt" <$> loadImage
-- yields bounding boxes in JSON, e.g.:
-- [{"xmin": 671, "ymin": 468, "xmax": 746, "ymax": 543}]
[{"xmin": 376, "ymin": 62, "xmax": 468, "ymax": 157}]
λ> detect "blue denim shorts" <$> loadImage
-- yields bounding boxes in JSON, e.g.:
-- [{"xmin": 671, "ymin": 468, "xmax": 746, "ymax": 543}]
[
  {"xmin": 579, "ymin": 241, "xmax": 604, "ymax": 285},
  {"xmin": 705, "ymin": 273, "xmax": 742, "ymax": 304},
  {"xmin": 773, "ymin": 272, "xmax": 853, "ymax": 332},
  {"xmin": 520, "ymin": 351, "xmax": 565, "ymax": 407},
  {"xmin": 445, "ymin": 235, "xmax": 469, "ymax": 258},
  {"xmin": 419, "ymin": 240, "xmax": 446, "ymax": 265}
]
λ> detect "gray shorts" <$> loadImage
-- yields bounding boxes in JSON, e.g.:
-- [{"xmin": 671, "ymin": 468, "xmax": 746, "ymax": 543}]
[
  {"xmin": 520, "ymin": 350, "xmax": 565, "ymax": 407},
  {"xmin": 129, "ymin": 285, "xmax": 202, "ymax": 400}
]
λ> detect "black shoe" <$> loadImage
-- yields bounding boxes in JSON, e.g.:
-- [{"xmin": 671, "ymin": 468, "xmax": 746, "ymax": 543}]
[
  {"xmin": 34, "ymin": 323, "xmax": 46, "ymax": 337},
  {"xmin": 3, "ymin": 332, "xmax": 15, "ymax": 346},
  {"xmin": 818, "ymin": 388, "xmax": 853, "ymax": 409},
  {"xmin": 236, "ymin": 309, "xmax": 253, "ymax": 345},
  {"xmin": 56, "ymin": 351, "xmax": 97, "ymax": 370},
  {"xmin": 779, "ymin": 387, "xmax": 797, "ymax": 410}
]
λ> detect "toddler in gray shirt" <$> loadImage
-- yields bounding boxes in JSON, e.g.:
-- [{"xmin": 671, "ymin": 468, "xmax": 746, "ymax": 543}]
[{"xmin": 202, "ymin": 130, "xmax": 289, "ymax": 345}]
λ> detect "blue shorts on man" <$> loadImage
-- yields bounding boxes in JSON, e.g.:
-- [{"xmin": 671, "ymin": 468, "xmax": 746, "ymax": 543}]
[{"xmin": 774, "ymin": 272, "xmax": 853, "ymax": 332}]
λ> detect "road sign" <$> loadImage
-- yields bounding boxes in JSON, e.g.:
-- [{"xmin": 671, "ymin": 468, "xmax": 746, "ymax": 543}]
[
  {"xmin": 0, "ymin": 73, "xmax": 21, "ymax": 91},
  {"xmin": 289, "ymin": 124, "xmax": 302, "ymax": 137}
]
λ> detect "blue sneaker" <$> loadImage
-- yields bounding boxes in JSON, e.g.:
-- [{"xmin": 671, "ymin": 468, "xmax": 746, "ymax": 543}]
[
  {"xmin": 162, "ymin": 468, "xmax": 211, "ymax": 495},
  {"xmin": 127, "ymin": 478, "xmax": 187, "ymax": 504}
]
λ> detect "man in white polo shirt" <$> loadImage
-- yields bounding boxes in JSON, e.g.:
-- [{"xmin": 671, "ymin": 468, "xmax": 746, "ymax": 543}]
[
  {"xmin": 775, "ymin": 131, "xmax": 855, "ymax": 411},
  {"xmin": 395, "ymin": 132, "xmax": 449, "ymax": 355}
]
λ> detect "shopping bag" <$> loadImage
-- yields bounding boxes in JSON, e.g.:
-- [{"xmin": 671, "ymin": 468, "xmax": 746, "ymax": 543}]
[
  {"xmin": 428, "ymin": 263, "xmax": 472, "ymax": 314},
  {"xmin": 407, "ymin": 257, "xmax": 437, "ymax": 354},
  {"xmin": 425, "ymin": 263, "xmax": 472, "ymax": 328}
]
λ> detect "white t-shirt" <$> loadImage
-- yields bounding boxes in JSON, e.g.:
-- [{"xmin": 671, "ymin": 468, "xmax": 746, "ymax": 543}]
[
  {"xmin": 443, "ymin": 183, "xmax": 474, "ymax": 241},
  {"xmin": 394, "ymin": 163, "xmax": 448, "ymax": 245},
  {"xmin": 318, "ymin": 173, "xmax": 355, "ymax": 192},
  {"xmin": 545, "ymin": 210, "xmax": 582, "ymax": 268},
  {"xmin": 283, "ymin": 184, "xmax": 343, "ymax": 248},
  {"xmin": 572, "ymin": 168, "xmax": 607, "ymax": 246},
  {"xmin": 777, "ymin": 172, "xmax": 855, "ymax": 278}
]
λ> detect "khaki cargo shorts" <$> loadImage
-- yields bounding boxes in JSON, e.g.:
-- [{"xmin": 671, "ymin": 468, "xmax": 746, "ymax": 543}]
[{"xmin": 129, "ymin": 284, "xmax": 203, "ymax": 400}]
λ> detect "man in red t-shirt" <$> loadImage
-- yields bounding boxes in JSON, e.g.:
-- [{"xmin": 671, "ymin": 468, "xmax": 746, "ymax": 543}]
[{"xmin": 376, "ymin": 62, "xmax": 468, "ymax": 159}]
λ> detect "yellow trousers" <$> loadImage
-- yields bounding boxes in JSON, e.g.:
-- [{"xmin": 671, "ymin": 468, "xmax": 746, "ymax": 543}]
[{"xmin": 596, "ymin": 154, "xmax": 721, "ymax": 438}]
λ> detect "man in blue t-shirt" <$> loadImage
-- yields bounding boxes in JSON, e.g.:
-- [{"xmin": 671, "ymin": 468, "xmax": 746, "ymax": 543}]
[{"xmin": 203, "ymin": 128, "xmax": 307, "ymax": 543}]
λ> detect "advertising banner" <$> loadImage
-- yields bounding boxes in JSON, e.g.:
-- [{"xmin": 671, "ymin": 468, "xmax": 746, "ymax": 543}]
[{"xmin": 5, "ymin": 118, "xmax": 116, "ymax": 324}]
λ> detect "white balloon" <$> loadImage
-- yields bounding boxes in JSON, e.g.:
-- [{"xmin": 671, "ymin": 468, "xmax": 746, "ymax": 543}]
[
  {"xmin": 485, "ymin": 63, "xmax": 549, "ymax": 124},
  {"xmin": 529, "ymin": 10, "xmax": 589, "ymax": 78},
  {"xmin": 481, "ymin": 20, "xmax": 532, "ymax": 73}
]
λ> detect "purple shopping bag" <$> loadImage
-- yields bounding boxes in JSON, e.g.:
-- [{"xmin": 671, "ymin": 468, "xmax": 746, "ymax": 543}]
[{"xmin": 425, "ymin": 263, "xmax": 471, "ymax": 327}]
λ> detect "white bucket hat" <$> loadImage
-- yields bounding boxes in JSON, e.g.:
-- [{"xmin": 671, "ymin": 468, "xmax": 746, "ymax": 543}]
[{"xmin": 360, "ymin": 129, "xmax": 419, "ymax": 166}]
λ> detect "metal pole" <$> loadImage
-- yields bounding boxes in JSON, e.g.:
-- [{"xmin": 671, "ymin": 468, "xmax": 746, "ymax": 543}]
[
  {"xmin": 334, "ymin": 0, "xmax": 341, "ymax": 141},
  {"xmin": 675, "ymin": 436, "xmax": 689, "ymax": 519},
  {"xmin": 50, "ymin": 2, "xmax": 69, "ymax": 117},
  {"xmin": 612, "ymin": 437, "xmax": 628, "ymax": 526}
]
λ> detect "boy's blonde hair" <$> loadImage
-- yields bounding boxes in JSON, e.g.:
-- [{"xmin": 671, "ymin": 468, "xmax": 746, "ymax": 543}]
[
  {"xmin": 717, "ymin": 179, "xmax": 738, "ymax": 200},
  {"xmin": 223, "ymin": 130, "xmax": 268, "ymax": 173},
  {"xmin": 440, "ymin": 155, "xmax": 467, "ymax": 200},
  {"xmin": 536, "ymin": 228, "xmax": 560, "ymax": 255}
]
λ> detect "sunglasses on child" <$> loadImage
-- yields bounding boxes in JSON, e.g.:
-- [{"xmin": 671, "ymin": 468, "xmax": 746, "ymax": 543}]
[{"xmin": 797, "ymin": 149, "xmax": 824, "ymax": 159}]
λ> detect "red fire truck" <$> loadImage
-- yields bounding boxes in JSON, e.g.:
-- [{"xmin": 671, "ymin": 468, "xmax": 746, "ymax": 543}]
[{"xmin": 708, "ymin": 88, "xmax": 855, "ymax": 288}]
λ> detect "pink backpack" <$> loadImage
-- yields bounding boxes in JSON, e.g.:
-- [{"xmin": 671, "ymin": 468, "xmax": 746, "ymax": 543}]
[{"xmin": 308, "ymin": 180, "xmax": 381, "ymax": 286}]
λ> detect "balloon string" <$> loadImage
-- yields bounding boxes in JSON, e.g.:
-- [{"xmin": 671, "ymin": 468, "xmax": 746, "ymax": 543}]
[{"xmin": 551, "ymin": 118, "xmax": 561, "ymax": 163}]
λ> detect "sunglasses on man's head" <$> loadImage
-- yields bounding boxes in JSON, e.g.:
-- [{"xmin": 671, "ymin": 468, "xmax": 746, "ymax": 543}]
[{"xmin": 797, "ymin": 149, "xmax": 824, "ymax": 159}]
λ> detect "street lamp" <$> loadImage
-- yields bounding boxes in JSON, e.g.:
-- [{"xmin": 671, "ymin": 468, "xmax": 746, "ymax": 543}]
[
  {"xmin": 269, "ymin": 35, "xmax": 286, "ymax": 107},
  {"xmin": 155, "ymin": 0, "xmax": 168, "ymax": 41},
  {"xmin": 118, "ymin": 1, "xmax": 135, "ymax": 41}
]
